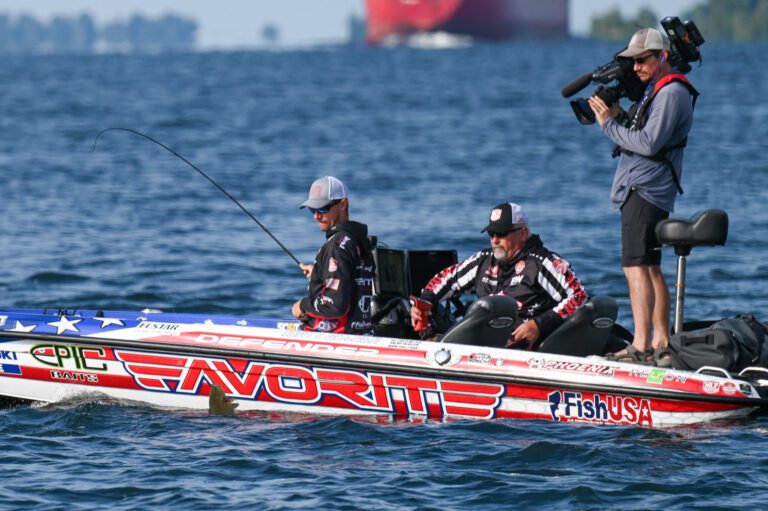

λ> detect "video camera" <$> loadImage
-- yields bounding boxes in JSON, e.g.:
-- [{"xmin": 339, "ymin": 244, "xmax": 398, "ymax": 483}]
[{"xmin": 562, "ymin": 16, "xmax": 705, "ymax": 125}]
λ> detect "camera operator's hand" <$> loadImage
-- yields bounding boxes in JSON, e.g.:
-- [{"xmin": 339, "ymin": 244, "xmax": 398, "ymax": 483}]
[{"xmin": 588, "ymin": 95, "xmax": 620, "ymax": 127}]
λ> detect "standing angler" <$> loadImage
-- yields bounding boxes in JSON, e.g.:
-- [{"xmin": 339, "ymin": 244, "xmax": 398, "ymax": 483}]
[
  {"xmin": 588, "ymin": 27, "xmax": 699, "ymax": 364},
  {"xmin": 291, "ymin": 176, "xmax": 375, "ymax": 335}
]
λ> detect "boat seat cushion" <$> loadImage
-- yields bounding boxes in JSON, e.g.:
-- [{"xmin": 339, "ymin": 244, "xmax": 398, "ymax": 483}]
[{"xmin": 656, "ymin": 209, "xmax": 728, "ymax": 248}]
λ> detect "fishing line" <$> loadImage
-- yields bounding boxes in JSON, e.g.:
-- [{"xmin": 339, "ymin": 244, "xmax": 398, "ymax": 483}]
[{"xmin": 93, "ymin": 127, "xmax": 302, "ymax": 267}]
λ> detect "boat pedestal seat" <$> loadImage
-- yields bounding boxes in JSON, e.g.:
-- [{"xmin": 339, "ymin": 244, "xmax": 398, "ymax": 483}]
[
  {"xmin": 440, "ymin": 295, "xmax": 517, "ymax": 348},
  {"xmin": 537, "ymin": 296, "xmax": 618, "ymax": 357},
  {"xmin": 656, "ymin": 209, "xmax": 728, "ymax": 256},
  {"xmin": 656, "ymin": 209, "xmax": 729, "ymax": 333}
]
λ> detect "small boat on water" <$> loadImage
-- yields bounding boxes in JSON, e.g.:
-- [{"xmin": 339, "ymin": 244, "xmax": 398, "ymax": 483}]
[{"xmin": 2, "ymin": 209, "xmax": 767, "ymax": 427}]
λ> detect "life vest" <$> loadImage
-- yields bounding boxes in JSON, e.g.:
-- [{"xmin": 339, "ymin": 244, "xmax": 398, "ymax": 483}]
[{"xmin": 617, "ymin": 72, "xmax": 699, "ymax": 195}]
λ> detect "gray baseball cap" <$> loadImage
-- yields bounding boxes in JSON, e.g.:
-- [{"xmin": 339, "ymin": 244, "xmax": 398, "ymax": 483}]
[
  {"xmin": 299, "ymin": 176, "xmax": 349, "ymax": 209},
  {"xmin": 617, "ymin": 28, "xmax": 670, "ymax": 58}
]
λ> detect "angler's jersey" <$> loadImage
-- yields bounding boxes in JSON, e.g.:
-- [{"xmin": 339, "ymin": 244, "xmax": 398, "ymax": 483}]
[
  {"xmin": 299, "ymin": 221, "xmax": 375, "ymax": 335},
  {"xmin": 417, "ymin": 235, "xmax": 588, "ymax": 343}
]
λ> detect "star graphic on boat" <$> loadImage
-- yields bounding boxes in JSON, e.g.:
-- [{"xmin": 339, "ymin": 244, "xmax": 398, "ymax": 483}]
[
  {"xmin": 47, "ymin": 317, "xmax": 82, "ymax": 335},
  {"xmin": 93, "ymin": 317, "xmax": 125, "ymax": 328},
  {"xmin": 10, "ymin": 321, "xmax": 36, "ymax": 333}
]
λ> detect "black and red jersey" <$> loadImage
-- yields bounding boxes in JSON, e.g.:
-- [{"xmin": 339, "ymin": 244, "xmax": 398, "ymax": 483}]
[
  {"xmin": 299, "ymin": 221, "xmax": 375, "ymax": 335},
  {"xmin": 418, "ymin": 234, "xmax": 588, "ymax": 342}
]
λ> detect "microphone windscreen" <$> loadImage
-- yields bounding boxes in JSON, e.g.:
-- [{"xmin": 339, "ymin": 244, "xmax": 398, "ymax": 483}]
[{"xmin": 561, "ymin": 73, "xmax": 593, "ymax": 98}]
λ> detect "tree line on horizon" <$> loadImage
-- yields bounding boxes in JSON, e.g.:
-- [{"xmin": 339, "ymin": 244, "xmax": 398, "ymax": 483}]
[
  {"xmin": 591, "ymin": 0, "xmax": 768, "ymax": 41},
  {"xmin": 0, "ymin": 13, "xmax": 197, "ymax": 54}
]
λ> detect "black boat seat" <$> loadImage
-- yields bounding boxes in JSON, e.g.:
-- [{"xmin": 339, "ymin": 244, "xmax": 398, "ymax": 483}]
[
  {"xmin": 440, "ymin": 295, "xmax": 517, "ymax": 348},
  {"xmin": 656, "ymin": 209, "xmax": 728, "ymax": 256},
  {"xmin": 537, "ymin": 296, "xmax": 618, "ymax": 357}
]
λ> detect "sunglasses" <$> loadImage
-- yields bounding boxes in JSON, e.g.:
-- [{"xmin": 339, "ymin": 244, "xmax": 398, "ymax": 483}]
[
  {"xmin": 309, "ymin": 199, "xmax": 341, "ymax": 215},
  {"xmin": 488, "ymin": 227, "xmax": 524, "ymax": 239},
  {"xmin": 633, "ymin": 52, "xmax": 658, "ymax": 64}
]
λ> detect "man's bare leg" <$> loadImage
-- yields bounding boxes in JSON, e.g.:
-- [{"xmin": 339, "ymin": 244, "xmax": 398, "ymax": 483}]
[
  {"xmin": 624, "ymin": 265, "xmax": 654, "ymax": 353},
  {"xmin": 649, "ymin": 265, "xmax": 671, "ymax": 350}
]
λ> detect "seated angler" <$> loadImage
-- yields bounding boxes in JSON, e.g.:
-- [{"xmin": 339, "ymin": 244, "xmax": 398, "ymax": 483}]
[{"xmin": 409, "ymin": 203, "xmax": 588, "ymax": 349}]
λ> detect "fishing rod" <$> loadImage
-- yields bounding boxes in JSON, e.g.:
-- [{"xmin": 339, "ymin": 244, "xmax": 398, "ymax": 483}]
[{"xmin": 93, "ymin": 127, "xmax": 302, "ymax": 268}]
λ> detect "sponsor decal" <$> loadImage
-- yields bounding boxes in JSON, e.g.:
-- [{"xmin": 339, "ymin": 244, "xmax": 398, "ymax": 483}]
[
  {"xmin": 552, "ymin": 258, "xmax": 569, "ymax": 274},
  {"xmin": 509, "ymin": 275, "xmax": 524, "ymax": 286},
  {"xmin": 722, "ymin": 382, "xmax": 738, "ymax": 395},
  {"xmin": 468, "ymin": 353, "xmax": 492, "ymax": 365},
  {"xmin": 1, "ymin": 350, "xmax": 18, "ymax": 361},
  {"xmin": 358, "ymin": 296, "xmax": 372, "ymax": 314},
  {"xmin": 515, "ymin": 261, "xmax": 525, "ymax": 275},
  {"xmin": 485, "ymin": 265, "xmax": 499, "ymax": 278},
  {"xmin": 0, "ymin": 363, "xmax": 22, "ymax": 375},
  {"xmin": 349, "ymin": 321, "xmax": 372, "ymax": 331},
  {"xmin": 314, "ymin": 320, "xmax": 337, "ymax": 332},
  {"xmin": 325, "ymin": 278, "xmax": 340, "ymax": 291},
  {"xmin": 194, "ymin": 334, "xmax": 380, "ymax": 356},
  {"xmin": 527, "ymin": 356, "xmax": 614, "ymax": 376},
  {"xmin": 137, "ymin": 322, "xmax": 180, "ymax": 332},
  {"xmin": 50, "ymin": 370, "xmax": 99, "ymax": 383},
  {"xmin": 702, "ymin": 380, "xmax": 721, "ymax": 394},
  {"xmin": 646, "ymin": 368, "xmax": 666, "ymax": 384},
  {"xmin": 629, "ymin": 367, "xmax": 688, "ymax": 384},
  {"xmin": 276, "ymin": 322, "xmax": 301, "ymax": 331},
  {"xmin": 30, "ymin": 344, "xmax": 109, "ymax": 371},
  {"xmin": 0, "ymin": 315, "xmax": 6, "ymax": 327},
  {"xmin": 328, "ymin": 258, "xmax": 338, "ymax": 272},
  {"xmin": 490, "ymin": 208, "xmax": 502, "ymax": 221},
  {"xmin": 548, "ymin": 391, "xmax": 653, "ymax": 426},
  {"xmin": 117, "ymin": 350, "xmax": 504, "ymax": 418},
  {"xmin": 313, "ymin": 296, "xmax": 334, "ymax": 310}
]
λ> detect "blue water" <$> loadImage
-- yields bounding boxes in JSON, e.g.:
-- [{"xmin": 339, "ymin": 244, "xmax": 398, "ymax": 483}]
[{"xmin": 2, "ymin": 40, "xmax": 768, "ymax": 508}]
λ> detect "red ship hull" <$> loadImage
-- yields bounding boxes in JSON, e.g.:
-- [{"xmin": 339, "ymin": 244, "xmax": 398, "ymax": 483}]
[{"xmin": 365, "ymin": 0, "xmax": 569, "ymax": 44}]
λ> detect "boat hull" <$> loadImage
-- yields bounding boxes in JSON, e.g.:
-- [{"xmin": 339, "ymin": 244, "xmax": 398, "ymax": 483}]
[{"xmin": 0, "ymin": 308, "xmax": 764, "ymax": 427}]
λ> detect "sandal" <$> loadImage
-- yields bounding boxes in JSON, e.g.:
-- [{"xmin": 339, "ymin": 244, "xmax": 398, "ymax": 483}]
[
  {"xmin": 648, "ymin": 347, "xmax": 674, "ymax": 368},
  {"xmin": 604, "ymin": 344, "xmax": 654, "ymax": 364}
]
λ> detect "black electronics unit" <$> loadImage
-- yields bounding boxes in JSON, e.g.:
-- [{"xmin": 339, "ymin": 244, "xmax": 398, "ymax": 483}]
[
  {"xmin": 407, "ymin": 249, "xmax": 458, "ymax": 296},
  {"xmin": 372, "ymin": 247, "xmax": 410, "ymax": 297}
]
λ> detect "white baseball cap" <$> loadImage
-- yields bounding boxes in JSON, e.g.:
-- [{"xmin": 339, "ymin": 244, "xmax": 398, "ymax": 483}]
[{"xmin": 299, "ymin": 176, "xmax": 349, "ymax": 209}]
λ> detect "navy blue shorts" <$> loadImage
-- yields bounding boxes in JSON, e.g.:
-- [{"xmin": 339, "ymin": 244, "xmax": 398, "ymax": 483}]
[{"xmin": 620, "ymin": 190, "xmax": 669, "ymax": 267}]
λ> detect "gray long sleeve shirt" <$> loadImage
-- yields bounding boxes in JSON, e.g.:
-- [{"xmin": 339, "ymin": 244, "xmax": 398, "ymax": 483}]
[{"xmin": 602, "ymin": 80, "xmax": 695, "ymax": 212}]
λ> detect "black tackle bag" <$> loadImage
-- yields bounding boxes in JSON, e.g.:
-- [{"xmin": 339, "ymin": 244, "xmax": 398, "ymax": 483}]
[{"xmin": 669, "ymin": 314, "xmax": 768, "ymax": 372}]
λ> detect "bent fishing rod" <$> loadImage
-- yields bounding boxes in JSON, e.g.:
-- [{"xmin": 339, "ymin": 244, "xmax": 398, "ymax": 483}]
[{"xmin": 93, "ymin": 127, "xmax": 302, "ymax": 268}]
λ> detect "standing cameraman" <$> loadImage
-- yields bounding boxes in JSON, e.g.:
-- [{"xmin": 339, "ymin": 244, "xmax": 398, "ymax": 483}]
[{"xmin": 588, "ymin": 27, "xmax": 698, "ymax": 364}]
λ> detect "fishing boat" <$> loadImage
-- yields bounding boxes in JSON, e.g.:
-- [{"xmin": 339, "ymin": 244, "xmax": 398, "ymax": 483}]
[
  {"xmin": 365, "ymin": 0, "xmax": 569, "ymax": 45},
  {"xmin": 2, "ymin": 208, "xmax": 767, "ymax": 427},
  {"xmin": 0, "ymin": 304, "xmax": 766, "ymax": 427}
]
